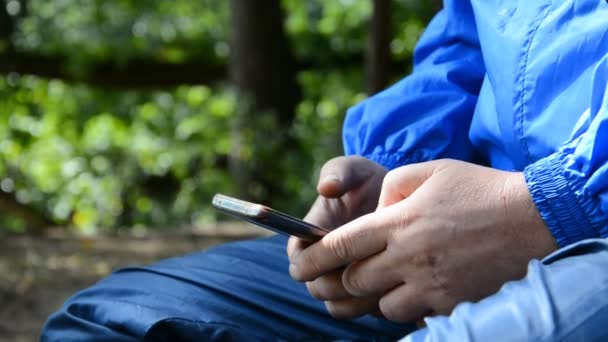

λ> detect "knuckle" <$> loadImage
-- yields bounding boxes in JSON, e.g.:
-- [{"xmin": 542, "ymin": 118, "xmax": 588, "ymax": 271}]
[
  {"xmin": 290, "ymin": 254, "xmax": 321, "ymax": 282},
  {"xmin": 331, "ymin": 155, "xmax": 349, "ymax": 165},
  {"xmin": 328, "ymin": 236, "xmax": 353, "ymax": 262},
  {"xmin": 348, "ymin": 155, "xmax": 366, "ymax": 163},
  {"xmin": 286, "ymin": 237, "xmax": 300, "ymax": 261},
  {"xmin": 379, "ymin": 296, "xmax": 404, "ymax": 322},
  {"xmin": 411, "ymin": 246, "xmax": 438, "ymax": 269},
  {"xmin": 429, "ymin": 267, "xmax": 452, "ymax": 299},
  {"xmin": 289, "ymin": 262, "xmax": 303, "ymax": 281},
  {"xmin": 306, "ymin": 281, "xmax": 324, "ymax": 300},
  {"xmin": 307, "ymin": 276, "xmax": 342, "ymax": 301},
  {"xmin": 341, "ymin": 267, "xmax": 366, "ymax": 296},
  {"xmin": 403, "ymin": 201, "xmax": 425, "ymax": 219},
  {"xmin": 324, "ymin": 301, "xmax": 342, "ymax": 318},
  {"xmin": 296, "ymin": 255, "xmax": 321, "ymax": 281},
  {"xmin": 325, "ymin": 301, "xmax": 354, "ymax": 320},
  {"xmin": 321, "ymin": 156, "xmax": 347, "ymax": 175},
  {"xmin": 349, "ymin": 155, "xmax": 374, "ymax": 172},
  {"xmin": 382, "ymin": 169, "xmax": 399, "ymax": 189},
  {"xmin": 393, "ymin": 233, "xmax": 435, "ymax": 267},
  {"xmin": 308, "ymin": 253, "xmax": 324, "ymax": 275}
]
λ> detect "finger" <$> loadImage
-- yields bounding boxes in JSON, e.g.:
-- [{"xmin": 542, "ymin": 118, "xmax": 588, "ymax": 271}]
[
  {"xmin": 287, "ymin": 235, "xmax": 310, "ymax": 261},
  {"xmin": 426, "ymin": 293, "xmax": 460, "ymax": 317},
  {"xmin": 290, "ymin": 213, "xmax": 390, "ymax": 281},
  {"xmin": 303, "ymin": 195, "xmax": 346, "ymax": 229},
  {"xmin": 341, "ymin": 253, "xmax": 402, "ymax": 297},
  {"xmin": 306, "ymin": 269, "xmax": 351, "ymax": 301},
  {"xmin": 379, "ymin": 283, "xmax": 431, "ymax": 323},
  {"xmin": 318, "ymin": 156, "xmax": 386, "ymax": 198},
  {"xmin": 377, "ymin": 162, "xmax": 435, "ymax": 210},
  {"xmin": 324, "ymin": 296, "xmax": 380, "ymax": 320}
]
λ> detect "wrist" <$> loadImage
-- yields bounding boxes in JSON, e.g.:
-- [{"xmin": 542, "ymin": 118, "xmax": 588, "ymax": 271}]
[{"xmin": 502, "ymin": 172, "xmax": 559, "ymax": 256}]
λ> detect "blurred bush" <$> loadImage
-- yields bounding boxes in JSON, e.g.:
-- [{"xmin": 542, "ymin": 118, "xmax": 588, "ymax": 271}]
[{"xmin": 0, "ymin": 0, "xmax": 435, "ymax": 232}]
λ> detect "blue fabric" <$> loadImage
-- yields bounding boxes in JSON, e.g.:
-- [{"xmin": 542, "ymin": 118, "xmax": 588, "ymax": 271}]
[
  {"xmin": 41, "ymin": 235, "xmax": 413, "ymax": 341},
  {"xmin": 343, "ymin": 0, "xmax": 485, "ymax": 170},
  {"xmin": 402, "ymin": 238, "xmax": 608, "ymax": 342},
  {"xmin": 344, "ymin": 0, "xmax": 608, "ymax": 247},
  {"xmin": 524, "ymin": 57, "xmax": 608, "ymax": 246},
  {"xmin": 42, "ymin": 235, "xmax": 608, "ymax": 341}
]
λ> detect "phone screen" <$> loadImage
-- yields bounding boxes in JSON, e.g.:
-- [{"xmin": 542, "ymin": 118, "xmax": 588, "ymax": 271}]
[{"xmin": 212, "ymin": 194, "xmax": 329, "ymax": 242}]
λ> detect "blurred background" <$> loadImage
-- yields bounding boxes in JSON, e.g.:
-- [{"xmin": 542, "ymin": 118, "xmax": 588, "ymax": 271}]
[{"xmin": 0, "ymin": 0, "xmax": 436, "ymax": 340}]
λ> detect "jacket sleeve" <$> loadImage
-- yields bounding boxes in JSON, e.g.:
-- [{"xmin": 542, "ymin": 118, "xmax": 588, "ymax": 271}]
[
  {"xmin": 524, "ymin": 55, "xmax": 608, "ymax": 247},
  {"xmin": 343, "ymin": 0, "xmax": 485, "ymax": 170}
]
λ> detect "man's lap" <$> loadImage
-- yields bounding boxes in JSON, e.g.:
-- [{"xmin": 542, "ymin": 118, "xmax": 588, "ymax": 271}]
[
  {"xmin": 41, "ymin": 235, "xmax": 412, "ymax": 341},
  {"xmin": 41, "ymin": 235, "xmax": 608, "ymax": 341}
]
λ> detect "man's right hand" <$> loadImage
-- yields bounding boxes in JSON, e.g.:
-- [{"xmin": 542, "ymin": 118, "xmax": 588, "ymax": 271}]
[{"xmin": 287, "ymin": 156, "xmax": 387, "ymax": 319}]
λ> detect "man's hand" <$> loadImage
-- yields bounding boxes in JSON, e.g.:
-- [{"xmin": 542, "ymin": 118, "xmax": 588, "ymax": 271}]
[
  {"xmin": 287, "ymin": 156, "xmax": 387, "ymax": 318},
  {"xmin": 290, "ymin": 159, "xmax": 559, "ymax": 322}
]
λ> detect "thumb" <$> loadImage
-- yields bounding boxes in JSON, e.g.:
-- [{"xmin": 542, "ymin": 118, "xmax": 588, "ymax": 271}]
[
  {"xmin": 377, "ymin": 161, "xmax": 436, "ymax": 209},
  {"xmin": 317, "ymin": 156, "xmax": 386, "ymax": 198}
]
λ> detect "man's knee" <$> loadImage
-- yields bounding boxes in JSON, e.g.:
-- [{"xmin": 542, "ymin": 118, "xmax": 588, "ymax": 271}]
[{"xmin": 41, "ymin": 236, "xmax": 301, "ymax": 341}]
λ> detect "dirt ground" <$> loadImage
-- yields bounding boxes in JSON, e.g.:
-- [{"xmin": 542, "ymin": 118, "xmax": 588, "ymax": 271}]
[{"xmin": 0, "ymin": 223, "xmax": 269, "ymax": 342}]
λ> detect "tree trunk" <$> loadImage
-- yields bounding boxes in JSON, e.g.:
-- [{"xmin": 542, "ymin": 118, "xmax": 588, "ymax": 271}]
[
  {"xmin": 0, "ymin": 0, "xmax": 15, "ymax": 50},
  {"xmin": 366, "ymin": 0, "xmax": 392, "ymax": 95},
  {"xmin": 0, "ymin": 1, "xmax": 54, "ymax": 231},
  {"xmin": 228, "ymin": 0, "xmax": 300, "ymax": 202}
]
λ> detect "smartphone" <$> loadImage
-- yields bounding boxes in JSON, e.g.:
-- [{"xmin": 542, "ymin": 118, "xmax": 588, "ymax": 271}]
[{"xmin": 212, "ymin": 193, "xmax": 329, "ymax": 242}]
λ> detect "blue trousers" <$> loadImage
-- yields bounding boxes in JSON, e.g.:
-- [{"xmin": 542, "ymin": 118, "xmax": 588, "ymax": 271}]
[{"xmin": 41, "ymin": 235, "xmax": 608, "ymax": 341}]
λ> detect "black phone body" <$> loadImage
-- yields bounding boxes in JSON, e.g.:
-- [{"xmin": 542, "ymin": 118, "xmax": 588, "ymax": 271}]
[{"xmin": 212, "ymin": 194, "xmax": 329, "ymax": 242}]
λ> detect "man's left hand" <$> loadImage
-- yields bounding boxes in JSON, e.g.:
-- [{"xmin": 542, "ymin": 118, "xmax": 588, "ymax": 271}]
[{"xmin": 290, "ymin": 159, "xmax": 559, "ymax": 322}]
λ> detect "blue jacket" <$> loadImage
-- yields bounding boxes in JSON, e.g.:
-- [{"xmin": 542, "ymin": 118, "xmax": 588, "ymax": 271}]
[{"xmin": 344, "ymin": 0, "xmax": 608, "ymax": 247}]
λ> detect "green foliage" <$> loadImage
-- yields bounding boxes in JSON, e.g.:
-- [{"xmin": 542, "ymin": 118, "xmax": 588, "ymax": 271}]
[
  {"xmin": 0, "ymin": 76, "xmax": 239, "ymax": 231},
  {"xmin": 15, "ymin": 0, "xmax": 229, "ymax": 65},
  {"xmin": 0, "ymin": 0, "xmax": 435, "ymax": 232}
]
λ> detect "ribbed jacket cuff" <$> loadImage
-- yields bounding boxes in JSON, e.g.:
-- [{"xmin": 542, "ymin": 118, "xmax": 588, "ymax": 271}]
[
  {"xmin": 524, "ymin": 151, "xmax": 603, "ymax": 247},
  {"xmin": 360, "ymin": 152, "xmax": 426, "ymax": 171}
]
